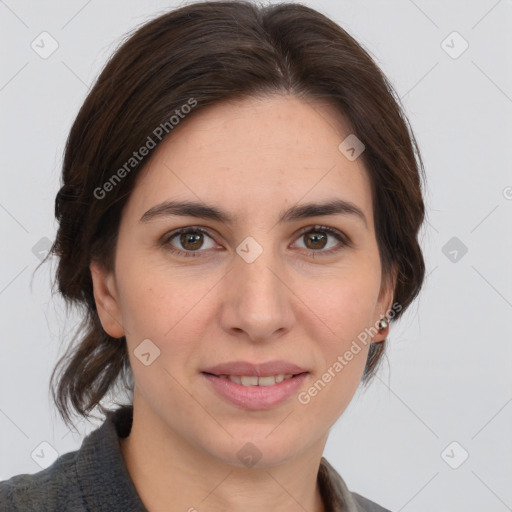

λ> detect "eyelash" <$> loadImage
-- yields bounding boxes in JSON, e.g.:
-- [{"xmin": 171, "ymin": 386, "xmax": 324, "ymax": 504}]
[{"xmin": 161, "ymin": 225, "xmax": 351, "ymax": 259}]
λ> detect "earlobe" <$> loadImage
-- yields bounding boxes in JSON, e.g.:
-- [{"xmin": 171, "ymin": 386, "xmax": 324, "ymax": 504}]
[
  {"xmin": 372, "ymin": 315, "xmax": 390, "ymax": 342},
  {"xmin": 372, "ymin": 264, "xmax": 398, "ymax": 343},
  {"xmin": 89, "ymin": 261, "xmax": 125, "ymax": 338},
  {"xmin": 370, "ymin": 316, "xmax": 388, "ymax": 343}
]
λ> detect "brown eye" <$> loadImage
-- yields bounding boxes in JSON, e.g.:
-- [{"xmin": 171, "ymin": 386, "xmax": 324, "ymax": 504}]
[
  {"xmin": 294, "ymin": 225, "xmax": 349, "ymax": 255},
  {"xmin": 303, "ymin": 231, "xmax": 328, "ymax": 250},
  {"xmin": 180, "ymin": 232, "xmax": 204, "ymax": 251},
  {"xmin": 162, "ymin": 227, "xmax": 217, "ymax": 257}
]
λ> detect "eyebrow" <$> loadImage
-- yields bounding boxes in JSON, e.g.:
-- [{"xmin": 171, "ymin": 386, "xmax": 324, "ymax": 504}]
[{"xmin": 140, "ymin": 198, "xmax": 368, "ymax": 229}]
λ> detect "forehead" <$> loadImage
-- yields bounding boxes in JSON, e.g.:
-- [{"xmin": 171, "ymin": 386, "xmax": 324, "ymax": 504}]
[{"xmin": 125, "ymin": 94, "xmax": 373, "ymax": 228}]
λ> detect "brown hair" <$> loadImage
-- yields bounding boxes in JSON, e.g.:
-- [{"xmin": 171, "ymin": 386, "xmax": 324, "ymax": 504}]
[{"xmin": 38, "ymin": 0, "xmax": 426, "ymax": 429}]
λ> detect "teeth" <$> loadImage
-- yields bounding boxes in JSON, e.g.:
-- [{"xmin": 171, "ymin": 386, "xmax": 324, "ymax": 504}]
[
  {"xmin": 240, "ymin": 376, "xmax": 259, "ymax": 386},
  {"xmin": 223, "ymin": 374, "xmax": 295, "ymax": 386},
  {"xmin": 258, "ymin": 376, "xmax": 277, "ymax": 386}
]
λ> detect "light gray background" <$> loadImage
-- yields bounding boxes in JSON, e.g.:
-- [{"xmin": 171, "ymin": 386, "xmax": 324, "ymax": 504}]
[{"xmin": 1, "ymin": 0, "xmax": 511, "ymax": 510}]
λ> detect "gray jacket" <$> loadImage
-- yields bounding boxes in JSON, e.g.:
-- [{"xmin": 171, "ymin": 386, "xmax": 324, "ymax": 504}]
[{"xmin": 0, "ymin": 406, "xmax": 391, "ymax": 511}]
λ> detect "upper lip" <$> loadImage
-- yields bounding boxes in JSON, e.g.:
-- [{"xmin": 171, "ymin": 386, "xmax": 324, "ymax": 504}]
[{"xmin": 202, "ymin": 360, "xmax": 309, "ymax": 377}]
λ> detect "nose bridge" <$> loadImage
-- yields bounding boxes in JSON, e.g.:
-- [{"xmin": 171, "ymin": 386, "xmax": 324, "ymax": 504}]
[
  {"xmin": 221, "ymin": 234, "xmax": 293, "ymax": 340},
  {"xmin": 235, "ymin": 235, "xmax": 282, "ymax": 304}
]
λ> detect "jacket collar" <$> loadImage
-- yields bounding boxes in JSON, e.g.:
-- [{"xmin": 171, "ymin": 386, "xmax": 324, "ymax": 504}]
[
  {"xmin": 76, "ymin": 405, "xmax": 146, "ymax": 510},
  {"xmin": 76, "ymin": 405, "xmax": 361, "ymax": 511}
]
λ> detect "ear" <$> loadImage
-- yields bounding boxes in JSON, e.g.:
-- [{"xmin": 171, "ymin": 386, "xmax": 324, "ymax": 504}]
[
  {"xmin": 371, "ymin": 263, "xmax": 398, "ymax": 343},
  {"xmin": 89, "ymin": 260, "xmax": 125, "ymax": 338}
]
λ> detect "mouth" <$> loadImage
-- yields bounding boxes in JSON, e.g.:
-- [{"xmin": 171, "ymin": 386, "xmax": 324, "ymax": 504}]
[
  {"xmin": 201, "ymin": 370, "xmax": 309, "ymax": 410},
  {"xmin": 201, "ymin": 371, "xmax": 306, "ymax": 386},
  {"xmin": 201, "ymin": 360, "xmax": 308, "ymax": 378}
]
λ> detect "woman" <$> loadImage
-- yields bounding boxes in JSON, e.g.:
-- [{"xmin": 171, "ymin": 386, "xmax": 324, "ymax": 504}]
[{"xmin": 0, "ymin": 1, "xmax": 426, "ymax": 510}]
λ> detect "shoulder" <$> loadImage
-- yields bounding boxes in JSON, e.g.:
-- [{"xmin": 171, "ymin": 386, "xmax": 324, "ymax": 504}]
[
  {"xmin": 0, "ymin": 449, "xmax": 84, "ymax": 511},
  {"xmin": 0, "ymin": 406, "xmax": 145, "ymax": 512},
  {"xmin": 318, "ymin": 457, "xmax": 392, "ymax": 512},
  {"xmin": 352, "ymin": 491, "xmax": 393, "ymax": 512}
]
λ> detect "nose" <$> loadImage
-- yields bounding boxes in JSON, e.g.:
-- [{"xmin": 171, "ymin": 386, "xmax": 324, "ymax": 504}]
[{"xmin": 219, "ymin": 244, "xmax": 295, "ymax": 344}]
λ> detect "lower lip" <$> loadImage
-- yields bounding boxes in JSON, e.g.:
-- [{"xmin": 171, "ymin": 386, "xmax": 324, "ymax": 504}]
[{"xmin": 202, "ymin": 372, "xmax": 308, "ymax": 410}]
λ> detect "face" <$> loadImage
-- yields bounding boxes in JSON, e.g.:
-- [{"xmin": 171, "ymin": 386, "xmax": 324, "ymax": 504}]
[{"xmin": 90, "ymin": 94, "xmax": 395, "ymax": 467}]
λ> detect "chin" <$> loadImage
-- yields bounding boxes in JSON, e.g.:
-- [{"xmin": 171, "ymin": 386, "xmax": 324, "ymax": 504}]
[{"xmin": 200, "ymin": 430, "xmax": 305, "ymax": 469}]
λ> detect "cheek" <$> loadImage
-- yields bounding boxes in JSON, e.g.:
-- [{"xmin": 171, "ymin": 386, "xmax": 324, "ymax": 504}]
[
  {"xmin": 292, "ymin": 266, "xmax": 378, "ymax": 409},
  {"xmin": 296, "ymin": 347, "xmax": 370, "ymax": 437},
  {"xmin": 115, "ymin": 255, "xmax": 198, "ymax": 336},
  {"xmin": 298, "ymin": 265, "xmax": 381, "ymax": 339},
  {"xmin": 115, "ymin": 262, "xmax": 216, "ymax": 379}
]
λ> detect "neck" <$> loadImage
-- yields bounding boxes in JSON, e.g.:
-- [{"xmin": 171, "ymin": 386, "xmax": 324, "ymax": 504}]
[{"xmin": 119, "ymin": 398, "xmax": 327, "ymax": 512}]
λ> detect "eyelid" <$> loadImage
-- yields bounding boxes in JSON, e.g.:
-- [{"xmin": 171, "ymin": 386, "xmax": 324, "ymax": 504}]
[
  {"xmin": 160, "ymin": 226, "xmax": 220, "ymax": 257},
  {"xmin": 294, "ymin": 224, "xmax": 351, "ymax": 246},
  {"xmin": 161, "ymin": 224, "xmax": 351, "ymax": 257}
]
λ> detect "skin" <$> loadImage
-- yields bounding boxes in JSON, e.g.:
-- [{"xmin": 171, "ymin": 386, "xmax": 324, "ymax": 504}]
[{"xmin": 90, "ymin": 93, "xmax": 396, "ymax": 512}]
